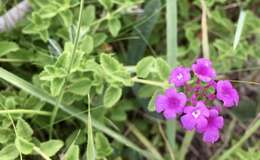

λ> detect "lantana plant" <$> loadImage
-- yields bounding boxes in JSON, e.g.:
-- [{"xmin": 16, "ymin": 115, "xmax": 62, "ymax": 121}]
[{"xmin": 155, "ymin": 58, "xmax": 239, "ymax": 143}]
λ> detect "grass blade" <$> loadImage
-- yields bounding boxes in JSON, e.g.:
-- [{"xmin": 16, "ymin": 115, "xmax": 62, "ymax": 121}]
[
  {"xmin": 166, "ymin": 0, "xmax": 178, "ymax": 156},
  {"xmin": 179, "ymin": 131, "xmax": 195, "ymax": 160},
  {"xmin": 218, "ymin": 119, "xmax": 260, "ymax": 160},
  {"xmin": 127, "ymin": 122, "xmax": 163, "ymax": 160},
  {"xmin": 200, "ymin": 0, "xmax": 210, "ymax": 59},
  {"xmin": 127, "ymin": 0, "xmax": 161, "ymax": 65},
  {"xmin": 86, "ymin": 95, "xmax": 95, "ymax": 160},
  {"xmin": 0, "ymin": 67, "xmax": 151, "ymax": 159},
  {"xmin": 166, "ymin": 0, "xmax": 177, "ymax": 67},
  {"xmin": 233, "ymin": 10, "xmax": 246, "ymax": 50}
]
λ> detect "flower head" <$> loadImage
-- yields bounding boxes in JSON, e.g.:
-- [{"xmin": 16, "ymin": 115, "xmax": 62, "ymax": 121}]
[
  {"xmin": 192, "ymin": 58, "xmax": 216, "ymax": 82},
  {"xmin": 180, "ymin": 101, "xmax": 209, "ymax": 131},
  {"xmin": 201, "ymin": 109, "xmax": 224, "ymax": 143},
  {"xmin": 216, "ymin": 80, "xmax": 239, "ymax": 107},
  {"xmin": 156, "ymin": 88, "xmax": 187, "ymax": 119},
  {"xmin": 169, "ymin": 67, "xmax": 191, "ymax": 87}
]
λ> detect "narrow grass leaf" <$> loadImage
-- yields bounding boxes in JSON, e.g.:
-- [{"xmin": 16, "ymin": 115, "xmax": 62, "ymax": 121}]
[
  {"xmin": 166, "ymin": 0, "xmax": 178, "ymax": 154},
  {"xmin": 233, "ymin": 10, "xmax": 246, "ymax": 50},
  {"xmin": 87, "ymin": 95, "xmax": 96, "ymax": 160}
]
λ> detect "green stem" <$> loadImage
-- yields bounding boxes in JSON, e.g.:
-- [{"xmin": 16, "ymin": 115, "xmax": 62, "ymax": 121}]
[
  {"xmin": 33, "ymin": 146, "xmax": 52, "ymax": 160},
  {"xmin": 131, "ymin": 77, "xmax": 166, "ymax": 88},
  {"xmin": 218, "ymin": 119, "xmax": 260, "ymax": 160},
  {"xmin": 179, "ymin": 131, "xmax": 195, "ymax": 160},
  {"xmin": 127, "ymin": 122, "xmax": 163, "ymax": 160},
  {"xmin": 49, "ymin": 0, "xmax": 84, "ymax": 139},
  {"xmin": 0, "ymin": 109, "xmax": 51, "ymax": 116}
]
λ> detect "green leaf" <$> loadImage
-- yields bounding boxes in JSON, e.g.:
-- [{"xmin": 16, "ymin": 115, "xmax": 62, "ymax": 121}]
[
  {"xmin": 233, "ymin": 10, "xmax": 246, "ymax": 50},
  {"xmin": 40, "ymin": 140, "xmax": 64, "ymax": 157},
  {"xmin": 0, "ymin": 128, "xmax": 13, "ymax": 144},
  {"xmin": 82, "ymin": 5, "xmax": 96, "ymax": 26},
  {"xmin": 15, "ymin": 137, "xmax": 34, "ymax": 155},
  {"xmin": 108, "ymin": 18, "xmax": 121, "ymax": 37},
  {"xmin": 95, "ymin": 132, "xmax": 113, "ymax": 158},
  {"xmin": 67, "ymin": 78, "xmax": 92, "ymax": 96},
  {"xmin": 100, "ymin": 54, "xmax": 132, "ymax": 86},
  {"xmin": 148, "ymin": 91, "xmax": 159, "ymax": 111},
  {"xmin": 0, "ymin": 144, "xmax": 20, "ymax": 160},
  {"xmin": 136, "ymin": 56, "xmax": 156, "ymax": 78},
  {"xmin": 104, "ymin": 86, "xmax": 122, "ymax": 108},
  {"xmin": 94, "ymin": 33, "xmax": 107, "ymax": 47},
  {"xmin": 80, "ymin": 35, "xmax": 94, "ymax": 54},
  {"xmin": 50, "ymin": 78, "xmax": 65, "ymax": 97},
  {"xmin": 37, "ymin": 5, "xmax": 59, "ymax": 19},
  {"xmin": 40, "ymin": 66, "xmax": 67, "ymax": 81},
  {"xmin": 156, "ymin": 58, "xmax": 171, "ymax": 80},
  {"xmin": 59, "ymin": 10, "xmax": 73, "ymax": 27},
  {"xmin": 100, "ymin": 54, "xmax": 121, "ymax": 72},
  {"xmin": 0, "ymin": 41, "xmax": 19, "ymax": 57},
  {"xmin": 98, "ymin": 0, "xmax": 113, "ymax": 10},
  {"xmin": 64, "ymin": 145, "xmax": 79, "ymax": 160},
  {"xmin": 16, "ymin": 118, "xmax": 33, "ymax": 140}
]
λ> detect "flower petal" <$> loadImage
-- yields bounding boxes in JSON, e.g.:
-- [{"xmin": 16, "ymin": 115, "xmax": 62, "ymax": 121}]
[
  {"xmin": 181, "ymin": 114, "xmax": 196, "ymax": 130},
  {"xmin": 196, "ymin": 117, "xmax": 208, "ymax": 131},
  {"xmin": 163, "ymin": 109, "xmax": 176, "ymax": 119},
  {"xmin": 202, "ymin": 127, "xmax": 220, "ymax": 144},
  {"xmin": 155, "ymin": 95, "xmax": 168, "ymax": 113}
]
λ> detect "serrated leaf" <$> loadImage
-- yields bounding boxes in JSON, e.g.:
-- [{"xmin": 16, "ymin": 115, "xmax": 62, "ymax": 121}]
[
  {"xmin": 15, "ymin": 137, "xmax": 34, "ymax": 155},
  {"xmin": 16, "ymin": 119, "xmax": 33, "ymax": 140},
  {"xmin": 40, "ymin": 140, "xmax": 64, "ymax": 157},
  {"xmin": 82, "ymin": 5, "xmax": 96, "ymax": 26},
  {"xmin": 94, "ymin": 33, "xmax": 107, "ymax": 47},
  {"xmin": 80, "ymin": 35, "xmax": 94, "ymax": 54},
  {"xmin": 64, "ymin": 145, "xmax": 79, "ymax": 160},
  {"xmin": 156, "ymin": 58, "xmax": 170, "ymax": 80},
  {"xmin": 0, "ymin": 128, "xmax": 13, "ymax": 144},
  {"xmin": 67, "ymin": 78, "xmax": 92, "ymax": 96},
  {"xmin": 95, "ymin": 132, "xmax": 113, "ymax": 158},
  {"xmin": 59, "ymin": 10, "xmax": 73, "ymax": 27},
  {"xmin": 136, "ymin": 56, "xmax": 156, "ymax": 78},
  {"xmin": 100, "ymin": 54, "xmax": 132, "ymax": 86},
  {"xmin": 0, "ymin": 144, "xmax": 19, "ymax": 160},
  {"xmin": 148, "ymin": 91, "xmax": 159, "ymax": 111},
  {"xmin": 40, "ymin": 66, "xmax": 67, "ymax": 81},
  {"xmin": 108, "ymin": 18, "xmax": 121, "ymax": 37},
  {"xmin": 0, "ymin": 41, "xmax": 19, "ymax": 57},
  {"xmin": 104, "ymin": 86, "xmax": 122, "ymax": 108}
]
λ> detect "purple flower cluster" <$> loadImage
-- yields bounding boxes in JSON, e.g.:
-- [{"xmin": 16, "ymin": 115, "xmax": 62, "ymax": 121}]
[{"xmin": 155, "ymin": 58, "xmax": 239, "ymax": 143}]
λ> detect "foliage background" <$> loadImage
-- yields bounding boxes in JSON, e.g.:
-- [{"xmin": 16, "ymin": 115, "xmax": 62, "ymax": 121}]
[{"xmin": 0, "ymin": 0, "xmax": 259, "ymax": 159}]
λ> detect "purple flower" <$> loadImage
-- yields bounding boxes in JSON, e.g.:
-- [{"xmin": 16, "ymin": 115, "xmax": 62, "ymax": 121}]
[
  {"xmin": 192, "ymin": 58, "xmax": 216, "ymax": 82},
  {"xmin": 216, "ymin": 80, "xmax": 239, "ymax": 107},
  {"xmin": 201, "ymin": 109, "xmax": 224, "ymax": 144},
  {"xmin": 180, "ymin": 101, "xmax": 209, "ymax": 131},
  {"xmin": 169, "ymin": 67, "xmax": 191, "ymax": 87},
  {"xmin": 156, "ymin": 88, "xmax": 187, "ymax": 119}
]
